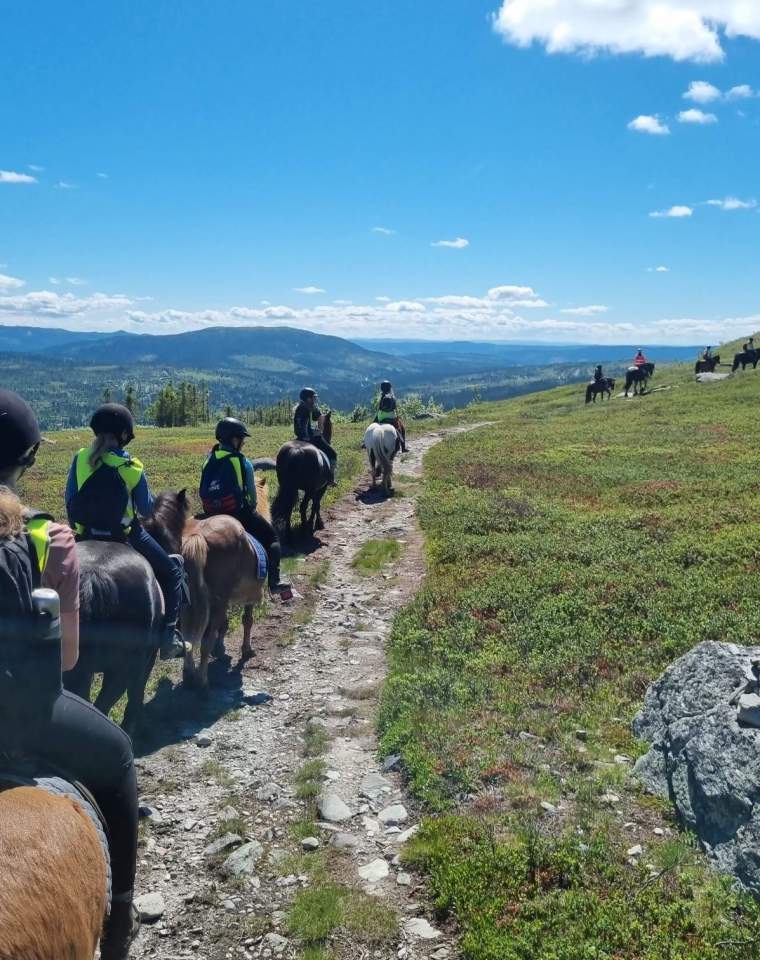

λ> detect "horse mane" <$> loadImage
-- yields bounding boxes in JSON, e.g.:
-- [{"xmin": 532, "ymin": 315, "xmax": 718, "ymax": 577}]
[{"xmin": 145, "ymin": 490, "xmax": 189, "ymax": 553}]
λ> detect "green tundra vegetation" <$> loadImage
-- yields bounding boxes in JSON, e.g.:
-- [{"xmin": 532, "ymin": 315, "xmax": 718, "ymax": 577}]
[{"xmin": 380, "ymin": 344, "xmax": 760, "ymax": 958}]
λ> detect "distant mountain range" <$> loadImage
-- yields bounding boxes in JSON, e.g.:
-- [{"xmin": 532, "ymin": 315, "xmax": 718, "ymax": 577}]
[{"xmin": 0, "ymin": 323, "xmax": 702, "ymax": 429}]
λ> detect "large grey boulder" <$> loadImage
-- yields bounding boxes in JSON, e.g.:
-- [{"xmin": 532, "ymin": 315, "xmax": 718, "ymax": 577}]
[{"xmin": 634, "ymin": 641, "xmax": 760, "ymax": 894}]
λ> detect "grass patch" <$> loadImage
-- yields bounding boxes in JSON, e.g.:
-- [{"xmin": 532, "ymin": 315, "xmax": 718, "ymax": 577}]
[
  {"xmin": 302, "ymin": 722, "xmax": 331, "ymax": 757},
  {"xmin": 309, "ymin": 560, "xmax": 331, "ymax": 587},
  {"xmin": 378, "ymin": 342, "xmax": 760, "ymax": 956},
  {"xmin": 200, "ymin": 760, "xmax": 235, "ymax": 789},
  {"xmin": 351, "ymin": 538, "xmax": 402, "ymax": 576},
  {"xmin": 287, "ymin": 884, "xmax": 396, "ymax": 949}
]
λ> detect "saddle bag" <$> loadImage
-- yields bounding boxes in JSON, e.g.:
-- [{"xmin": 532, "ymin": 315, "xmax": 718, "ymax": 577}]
[{"xmin": 200, "ymin": 453, "xmax": 245, "ymax": 514}]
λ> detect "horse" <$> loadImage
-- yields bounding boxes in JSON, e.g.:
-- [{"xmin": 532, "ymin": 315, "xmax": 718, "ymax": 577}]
[
  {"xmin": 694, "ymin": 354, "xmax": 721, "ymax": 374},
  {"xmin": 144, "ymin": 481, "xmax": 270, "ymax": 688},
  {"xmin": 732, "ymin": 350, "xmax": 760, "ymax": 372},
  {"xmin": 0, "ymin": 784, "xmax": 108, "ymax": 959},
  {"xmin": 64, "ymin": 541, "xmax": 163, "ymax": 736},
  {"xmin": 585, "ymin": 378, "xmax": 616, "ymax": 404},
  {"xmin": 364, "ymin": 422, "xmax": 399, "ymax": 492},
  {"xmin": 624, "ymin": 362, "xmax": 655, "ymax": 397},
  {"xmin": 271, "ymin": 411, "xmax": 333, "ymax": 541}
]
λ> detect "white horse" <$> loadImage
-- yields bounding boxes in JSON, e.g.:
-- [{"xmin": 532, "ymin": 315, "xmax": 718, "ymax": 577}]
[{"xmin": 364, "ymin": 422, "xmax": 399, "ymax": 493}]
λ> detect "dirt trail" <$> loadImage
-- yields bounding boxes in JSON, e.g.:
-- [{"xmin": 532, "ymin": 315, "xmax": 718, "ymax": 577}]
[{"xmin": 131, "ymin": 424, "xmax": 486, "ymax": 960}]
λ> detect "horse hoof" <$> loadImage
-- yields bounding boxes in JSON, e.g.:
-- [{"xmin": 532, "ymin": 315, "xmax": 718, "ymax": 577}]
[
  {"xmin": 315, "ymin": 519, "xmax": 325, "ymax": 531},
  {"xmin": 212, "ymin": 642, "xmax": 226, "ymax": 659},
  {"xmin": 241, "ymin": 646, "xmax": 255, "ymax": 662}
]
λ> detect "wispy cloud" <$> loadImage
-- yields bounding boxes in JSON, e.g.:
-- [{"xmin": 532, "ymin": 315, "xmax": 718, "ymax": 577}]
[
  {"xmin": 56, "ymin": 181, "xmax": 76, "ymax": 190},
  {"xmin": 706, "ymin": 197, "xmax": 757, "ymax": 211},
  {"xmin": 727, "ymin": 84, "xmax": 756, "ymax": 100},
  {"xmin": 371, "ymin": 226, "xmax": 395, "ymax": 235},
  {"xmin": 66, "ymin": 276, "xmax": 86, "ymax": 285},
  {"xmin": 294, "ymin": 285, "xmax": 326, "ymax": 294},
  {"xmin": 560, "ymin": 305, "xmax": 609, "ymax": 316},
  {"xmin": 678, "ymin": 108, "xmax": 717, "ymax": 124},
  {"xmin": 431, "ymin": 237, "xmax": 470, "ymax": 249},
  {"xmin": 96, "ymin": 172, "xmax": 109, "ymax": 179},
  {"xmin": 0, "ymin": 273, "xmax": 25, "ymax": 291},
  {"xmin": 376, "ymin": 296, "xmax": 391, "ymax": 303},
  {"xmin": 649, "ymin": 205, "xmax": 693, "ymax": 218},
  {"xmin": 28, "ymin": 164, "xmax": 45, "ymax": 173},
  {"xmin": 647, "ymin": 265, "xmax": 670, "ymax": 272},
  {"xmin": 0, "ymin": 170, "xmax": 37, "ymax": 184},
  {"xmin": 628, "ymin": 115, "xmax": 670, "ymax": 135},
  {"xmin": 684, "ymin": 80, "xmax": 721, "ymax": 103}
]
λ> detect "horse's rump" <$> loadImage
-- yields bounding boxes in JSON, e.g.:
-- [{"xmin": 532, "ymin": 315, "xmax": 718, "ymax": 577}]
[
  {"xmin": 183, "ymin": 515, "xmax": 263, "ymax": 603},
  {"xmin": 0, "ymin": 785, "xmax": 107, "ymax": 959}
]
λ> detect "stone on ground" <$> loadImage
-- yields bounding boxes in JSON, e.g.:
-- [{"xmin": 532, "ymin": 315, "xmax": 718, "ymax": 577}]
[
  {"xmin": 318, "ymin": 791, "xmax": 352, "ymax": 822},
  {"xmin": 222, "ymin": 840, "xmax": 264, "ymax": 877},
  {"xmin": 378, "ymin": 802, "xmax": 408, "ymax": 825},
  {"xmin": 405, "ymin": 917, "xmax": 442, "ymax": 940},
  {"xmin": 359, "ymin": 771, "xmax": 392, "ymax": 801},
  {"xmin": 359, "ymin": 858, "xmax": 390, "ymax": 883},
  {"xmin": 203, "ymin": 832, "xmax": 242, "ymax": 857},
  {"xmin": 134, "ymin": 892, "xmax": 165, "ymax": 923}
]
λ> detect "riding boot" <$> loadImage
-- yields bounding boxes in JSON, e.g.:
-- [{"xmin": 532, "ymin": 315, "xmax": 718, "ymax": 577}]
[
  {"xmin": 159, "ymin": 620, "xmax": 189, "ymax": 660},
  {"xmin": 328, "ymin": 459, "xmax": 338, "ymax": 487},
  {"xmin": 100, "ymin": 896, "xmax": 140, "ymax": 960}
]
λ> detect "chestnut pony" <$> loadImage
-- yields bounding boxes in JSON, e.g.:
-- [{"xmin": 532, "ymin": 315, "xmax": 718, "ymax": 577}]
[
  {"xmin": 0, "ymin": 785, "xmax": 107, "ymax": 959},
  {"xmin": 144, "ymin": 476, "xmax": 270, "ymax": 687}
]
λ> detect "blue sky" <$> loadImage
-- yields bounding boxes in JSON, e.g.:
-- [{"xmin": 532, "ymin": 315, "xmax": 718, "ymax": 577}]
[{"xmin": 1, "ymin": 1, "xmax": 759, "ymax": 343}]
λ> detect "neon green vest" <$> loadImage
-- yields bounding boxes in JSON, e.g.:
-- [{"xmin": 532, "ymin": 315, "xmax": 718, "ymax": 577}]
[
  {"xmin": 205, "ymin": 448, "xmax": 245, "ymax": 493},
  {"xmin": 377, "ymin": 409, "xmax": 397, "ymax": 423},
  {"xmin": 25, "ymin": 516, "xmax": 52, "ymax": 575},
  {"xmin": 73, "ymin": 448, "xmax": 145, "ymax": 535}
]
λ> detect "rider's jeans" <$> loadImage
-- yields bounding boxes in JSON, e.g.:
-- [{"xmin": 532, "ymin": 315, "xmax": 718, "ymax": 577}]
[
  {"xmin": 128, "ymin": 522, "xmax": 182, "ymax": 625},
  {"xmin": 1, "ymin": 689, "xmax": 138, "ymax": 897}
]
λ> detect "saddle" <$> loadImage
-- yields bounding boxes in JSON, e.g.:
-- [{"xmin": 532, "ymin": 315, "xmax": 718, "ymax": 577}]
[
  {"xmin": 244, "ymin": 533, "xmax": 268, "ymax": 582},
  {"xmin": 0, "ymin": 767, "xmax": 112, "ymax": 909}
]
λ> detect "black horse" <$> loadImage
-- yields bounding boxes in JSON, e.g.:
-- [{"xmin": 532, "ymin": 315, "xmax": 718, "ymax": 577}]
[
  {"xmin": 585, "ymin": 378, "xmax": 616, "ymax": 404},
  {"xmin": 64, "ymin": 541, "xmax": 164, "ymax": 736},
  {"xmin": 732, "ymin": 350, "xmax": 760, "ymax": 372},
  {"xmin": 624, "ymin": 362, "xmax": 655, "ymax": 397},
  {"xmin": 694, "ymin": 354, "xmax": 721, "ymax": 374},
  {"xmin": 271, "ymin": 412, "xmax": 333, "ymax": 541}
]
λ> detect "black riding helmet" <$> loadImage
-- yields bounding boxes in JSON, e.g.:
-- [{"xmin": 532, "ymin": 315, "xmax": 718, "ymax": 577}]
[
  {"xmin": 215, "ymin": 417, "xmax": 251, "ymax": 444},
  {"xmin": 90, "ymin": 403, "xmax": 135, "ymax": 443},
  {"xmin": 299, "ymin": 387, "xmax": 317, "ymax": 402},
  {"xmin": 380, "ymin": 380, "xmax": 393, "ymax": 394},
  {"xmin": 0, "ymin": 389, "xmax": 42, "ymax": 469}
]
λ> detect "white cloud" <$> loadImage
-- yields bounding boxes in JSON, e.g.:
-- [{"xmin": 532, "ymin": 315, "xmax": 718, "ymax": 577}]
[
  {"xmin": 294, "ymin": 286, "xmax": 326, "ymax": 294},
  {"xmin": 706, "ymin": 196, "xmax": 757, "ymax": 210},
  {"xmin": 332, "ymin": 299, "xmax": 353, "ymax": 305},
  {"xmin": 487, "ymin": 285, "xmax": 548, "ymax": 307},
  {"xmin": 375, "ymin": 296, "xmax": 391, "ymax": 303},
  {"xmin": 0, "ymin": 274, "xmax": 25, "ymax": 291},
  {"xmin": 0, "ymin": 290, "xmax": 134, "ymax": 322},
  {"xmin": 56, "ymin": 181, "xmax": 76, "ymax": 189},
  {"xmin": 492, "ymin": 3, "xmax": 760, "ymax": 63},
  {"xmin": 0, "ymin": 170, "xmax": 37, "ymax": 184},
  {"xmin": 628, "ymin": 115, "xmax": 670, "ymax": 135},
  {"xmin": 48, "ymin": 277, "xmax": 61, "ymax": 285},
  {"xmin": 678, "ymin": 108, "xmax": 717, "ymax": 124},
  {"xmin": 371, "ymin": 226, "xmax": 395, "ymax": 235},
  {"xmin": 28, "ymin": 164, "xmax": 45, "ymax": 173},
  {"xmin": 96, "ymin": 172, "xmax": 109, "ymax": 179},
  {"xmin": 684, "ymin": 80, "xmax": 721, "ymax": 102},
  {"xmin": 66, "ymin": 277, "xmax": 86, "ymax": 285},
  {"xmin": 431, "ymin": 237, "xmax": 470, "ymax": 248},
  {"xmin": 727, "ymin": 84, "xmax": 755, "ymax": 99},
  {"xmin": 647, "ymin": 265, "xmax": 670, "ymax": 272},
  {"xmin": 649, "ymin": 205, "xmax": 694, "ymax": 218},
  {"xmin": 560, "ymin": 305, "xmax": 609, "ymax": 316},
  {"xmin": 386, "ymin": 300, "xmax": 427, "ymax": 313}
]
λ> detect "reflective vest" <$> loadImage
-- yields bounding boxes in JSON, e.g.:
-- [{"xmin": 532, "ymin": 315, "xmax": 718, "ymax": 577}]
[
  {"xmin": 377, "ymin": 408, "xmax": 398, "ymax": 423},
  {"xmin": 70, "ymin": 448, "xmax": 144, "ymax": 536},
  {"xmin": 25, "ymin": 515, "xmax": 52, "ymax": 577},
  {"xmin": 200, "ymin": 448, "xmax": 248, "ymax": 514}
]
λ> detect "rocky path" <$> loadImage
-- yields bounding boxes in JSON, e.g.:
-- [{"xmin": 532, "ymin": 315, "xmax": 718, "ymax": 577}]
[{"xmin": 131, "ymin": 425, "xmax": 484, "ymax": 960}]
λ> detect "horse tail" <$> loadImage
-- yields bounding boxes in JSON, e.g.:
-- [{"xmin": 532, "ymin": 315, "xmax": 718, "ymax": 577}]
[
  {"xmin": 271, "ymin": 483, "xmax": 299, "ymax": 528},
  {"xmin": 585, "ymin": 385, "xmax": 593, "ymax": 404},
  {"xmin": 79, "ymin": 566, "xmax": 120, "ymax": 623},
  {"xmin": 375, "ymin": 432, "xmax": 394, "ymax": 477},
  {"xmin": 733, "ymin": 354, "xmax": 740, "ymax": 372},
  {"xmin": 181, "ymin": 531, "xmax": 210, "ymax": 644}
]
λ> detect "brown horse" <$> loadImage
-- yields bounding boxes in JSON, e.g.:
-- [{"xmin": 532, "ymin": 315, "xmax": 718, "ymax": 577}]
[
  {"xmin": 145, "ymin": 477, "xmax": 270, "ymax": 687},
  {"xmin": 0, "ymin": 785, "xmax": 108, "ymax": 959}
]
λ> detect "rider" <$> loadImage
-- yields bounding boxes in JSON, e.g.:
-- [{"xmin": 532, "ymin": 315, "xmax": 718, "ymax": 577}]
[
  {"xmin": 744, "ymin": 337, "xmax": 755, "ymax": 353},
  {"xmin": 702, "ymin": 345, "xmax": 713, "ymax": 361},
  {"xmin": 293, "ymin": 388, "xmax": 338, "ymax": 485},
  {"xmin": 199, "ymin": 417, "xmax": 291, "ymax": 597},
  {"xmin": 0, "ymin": 389, "xmax": 140, "ymax": 960},
  {"xmin": 65, "ymin": 403, "xmax": 186, "ymax": 660},
  {"xmin": 375, "ymin": 381, "xmax": 408, "ymax": 452},
  {"xmin": 593, "ymin": 365, "xmax": 604, "ymax": 382},
  {"xmin": 633, "ymin": 349, "xmax": 648, "ymax": 367}
]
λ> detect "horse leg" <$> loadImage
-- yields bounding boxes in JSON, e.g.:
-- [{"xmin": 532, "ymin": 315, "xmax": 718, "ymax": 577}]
[
  {"xmin": 212, "ymin": 615, "xmax": 228, "ymax": 659},
  {"xmin": 93, "ymin": 670, "xmax": 128, "ymax": 723},
  {"xmin": 200, "ymin": 605, "xmax": 226, "ymax": 686},
  {"xmin": 369, "ymin": 451, "xmax": 377, "ymax": 486},
  {"xmin": 241, "ymin": 604, "xmax": 255, "ymax": 660},
  {"xmin": 313, "ymin": 491, "xmax": 325, "ymax": 531},
  {"xmin": 300, "ymin": 494, "xmax": 310, "ymax": 535},
  {"xmin": 121, "ymin": 645, "xmax": 155, "ymax": 737}
]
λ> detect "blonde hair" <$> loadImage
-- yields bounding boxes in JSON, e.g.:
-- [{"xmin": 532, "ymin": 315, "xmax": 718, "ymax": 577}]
[
  {"xmin": 0, "ymin": 485, "xmax": 25, "ymax": 540},
  {"xmin": 89, "ymin": 433, "xmax": 119, "ymax": 469}
]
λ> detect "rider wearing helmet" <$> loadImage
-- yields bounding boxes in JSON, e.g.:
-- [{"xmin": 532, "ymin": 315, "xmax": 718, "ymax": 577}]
[
  {"xmin": 199, "ymin": 418, "xmax": 291, "ymax": 597},
  {"xmin": 65, "ymin": 403, "xmax": 187, "ymax": 660},
  {"xmin": 702, "ymin": 346, "xmax": 712, "ymax": 361},
  {"xmin": 293, "ymin": 388, "xmax": 337, "ymax": 484},
  {"xmin": 374, "ymin": 380, "xmax": 408, "ymax": 452},
  {"xmin": 0, "ymin": 390, "xmax": 140, "ymax": 960},
  {"xmin": 633, "ymin": 349, "xmax": 648, "ymax": 367},
  {"xmin": 593, "ymin": 365, "xmax": 604, "ymax": 382}
]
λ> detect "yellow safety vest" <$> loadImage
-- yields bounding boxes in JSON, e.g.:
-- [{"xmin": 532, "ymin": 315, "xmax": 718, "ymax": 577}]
[
  {"xmin": 73, "ymin": 448, "xmax": 145, "ymax": 535},
  {"xmin": 25, "ymin": 515, "xmax": 52, "ymax": 576}
]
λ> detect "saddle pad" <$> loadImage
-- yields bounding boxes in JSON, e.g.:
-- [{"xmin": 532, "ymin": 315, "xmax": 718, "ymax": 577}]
[
  {"xmin": 0, "ymin": 773, "xmax": 112, "ymax": 910},
  {"xmin": 245, "ymin": 534, "xmax": 268, "ymax": 581}
]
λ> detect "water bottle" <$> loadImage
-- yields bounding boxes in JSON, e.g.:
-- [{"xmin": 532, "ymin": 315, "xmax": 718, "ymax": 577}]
[{"xmin": 31, "ymin": 587, "xmax": 62, "ymax": 699}]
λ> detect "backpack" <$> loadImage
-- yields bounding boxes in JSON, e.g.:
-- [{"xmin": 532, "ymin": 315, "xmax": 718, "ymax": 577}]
[
  {"xmin": 200, "ymin": 449, "xmax": 246, "ymax": 514},
  {"xmin": 68, "ymin": 460, "xmax": 130, "ymax": 539},
  {"xmin": 0, "ymin": 515, "xmax": 62, "ymax": 732}
]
